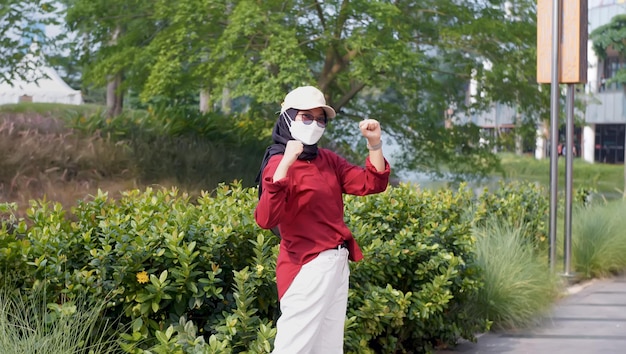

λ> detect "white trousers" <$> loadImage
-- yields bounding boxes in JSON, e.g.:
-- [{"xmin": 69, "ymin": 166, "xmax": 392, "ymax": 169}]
[{"xmin": 272, "ymin": 247, "xmax": 350, "ymax": 354}]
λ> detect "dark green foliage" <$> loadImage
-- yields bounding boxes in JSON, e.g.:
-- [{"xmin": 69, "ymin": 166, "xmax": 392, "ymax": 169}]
[
  {"xmin": 344, "ymin": 185, "xmax": 487, "ymax": 353},
  {"xmin": 591, "ymin": 14, "xmax": 626, "ymax": 59},
  {"xmin": 1, "ymin": 1, "xmax": 60, "ymax": 84},
  {"xmin": 0, "ymin": 181, "xmax": 550, "ymax": 352},
  {"xmin": 1, "ymin": 183, "xmax": 280, "ymax": 352},
  {"xmin": 59, "ymin": 0, "xmax": 544, "ymax": 179},
  {"xmin": 472, "ymin": 181, "xmax": 549, "ymax": 248},
  {"xmin": 0, "ymin": 203, "xmax": 30, "ymax": 287},
  {"xmin": 64, "ymin": 105, "xmax": 272, "ymax": 189},
  {"xmin": 591, "ymin": 14, "xmax": 626, "ymax": 87}
]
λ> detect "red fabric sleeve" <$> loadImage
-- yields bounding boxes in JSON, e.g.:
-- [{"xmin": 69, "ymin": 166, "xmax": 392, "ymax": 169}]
[
  {"xmin": 332, "ymin": 153, "xmax": 391, "ymax": 196},
  {"xmin": 254, "ymin": 155, "xmax": 288, "ymax": 229}
]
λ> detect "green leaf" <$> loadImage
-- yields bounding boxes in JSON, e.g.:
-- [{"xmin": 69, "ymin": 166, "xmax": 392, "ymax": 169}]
[
  {"xmin": 132, "ymin": 317, "xmax": 144, "ymax": 332},
  {"xmin": 159, "ymin": 270, "xmax": 168, "ymax": 284}
]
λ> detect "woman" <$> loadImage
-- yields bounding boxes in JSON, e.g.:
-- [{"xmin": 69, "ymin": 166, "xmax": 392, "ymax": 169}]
[{"xmin": 255, "ymin": 86, "xmax": 390, "ymax": 353}]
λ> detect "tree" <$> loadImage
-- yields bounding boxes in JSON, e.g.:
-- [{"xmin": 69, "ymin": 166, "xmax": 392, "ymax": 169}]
[
  {"xmin": 63, "ymin": 0, "xmax": 544, "ymax": 178},
  {"xmin": 590, "ymin": 14, "xmax": 626, "ymax": 197},
  {"xmin": 591, "ymin": 14, "xmax": 626, "ymax": 87},
  {"xmin": 455, "ymin": 1, "xmax": 549, "ymax": 157},
  {"xmin": 0, "ymin": 0, "xmax": 59, "ymax": 84},
  {"xmin": 63, "ymin": 0, "xmax": 157, "ymax": 116}
]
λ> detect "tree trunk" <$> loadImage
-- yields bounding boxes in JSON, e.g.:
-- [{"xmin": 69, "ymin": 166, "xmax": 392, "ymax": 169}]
[
  {"xmin": 106, "ymin": 73, "xmax": 123, "ymax": 117},
  {"xmin": 199, "ymin": 88, "xmax": 210, "ymax": 113},
  {"xmin": 515, "ymin": 102, "xmax": 523, "ymax": 155},
  {"xmin": 106, "ymin": 26, "xmax": 123, "ymax": 118},
  {"xmin": 199, "ymin": 87, "xmax": 231, "ymax": 114},
  {"xmin": 221, "ymin": 87, "xmax": 231, "ymax": 114}
]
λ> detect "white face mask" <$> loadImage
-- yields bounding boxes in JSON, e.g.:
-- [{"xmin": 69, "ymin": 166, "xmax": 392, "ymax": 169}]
[{"xmin": 284, "ymin": 115, "xmax": 325, "ymax": 145}]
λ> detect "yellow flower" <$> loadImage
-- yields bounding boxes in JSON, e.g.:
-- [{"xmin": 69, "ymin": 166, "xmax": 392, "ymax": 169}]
[
  {"xmin": 136, "ymin": 271, "xmax": 149, "ymax": 284},
  {"xmin": 256, "ymin": 264, "xmax": 264, "ymax": 276}
]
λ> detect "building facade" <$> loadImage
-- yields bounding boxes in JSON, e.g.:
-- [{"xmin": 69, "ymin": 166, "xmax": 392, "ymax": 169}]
[
  {"xmin": 469, "ymin": 0, "xmax": 626, "ymax": 164},
  {"xmin": 584, "ymin": 0, "xmax": 626, "ymax": 164}
]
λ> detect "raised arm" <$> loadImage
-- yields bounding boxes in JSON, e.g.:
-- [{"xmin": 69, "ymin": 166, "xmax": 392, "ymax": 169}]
[{"xmin": 359, "ymin": 119, "xmax": 385, "ymax": 172}]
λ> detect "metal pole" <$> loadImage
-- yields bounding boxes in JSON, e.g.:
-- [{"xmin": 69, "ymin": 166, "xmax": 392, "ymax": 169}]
[
  {"xmin": 548, "ymin": 0, "xmax": 561, "ymax": 271},
  {"xmin": 564, "ymin": 84, "xmax": 574, "ymax": 276}
]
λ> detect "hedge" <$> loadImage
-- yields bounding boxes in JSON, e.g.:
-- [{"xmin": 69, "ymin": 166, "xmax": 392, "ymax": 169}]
[{"xmin": 0, "ymin": 181, "xmax": 548, "ymax": 353}]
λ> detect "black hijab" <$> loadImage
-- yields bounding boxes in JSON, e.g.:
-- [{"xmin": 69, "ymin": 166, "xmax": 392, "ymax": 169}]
[{"xmin": 255, "ymin": 108, "xmax": 319, "ymax": 198}]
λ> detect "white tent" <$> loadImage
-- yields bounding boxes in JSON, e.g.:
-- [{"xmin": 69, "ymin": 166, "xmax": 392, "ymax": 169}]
[{"xmin": 0, "ymin": 51, "xmax": 83, "ymax": 105}]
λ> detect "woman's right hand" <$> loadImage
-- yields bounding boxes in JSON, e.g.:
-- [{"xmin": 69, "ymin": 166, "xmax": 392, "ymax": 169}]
[
  {"xmin": 273, "ymin": 140, "xmax": 303, "ymax": 181},
  {"xmin": 283, "ymin": 140, "xmax": 303, "ymax": 165}
]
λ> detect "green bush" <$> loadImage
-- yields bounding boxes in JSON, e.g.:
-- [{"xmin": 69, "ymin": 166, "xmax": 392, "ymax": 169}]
[
  {"xmin": 343, "ymin": 184, "xmax": 488, "ymax": 353},
  {"xmin": 0, "ymin": 203, "xmax": 30, "ymax": 288},
  {"xmin": 1, "ymin": 183, "xmax": 278, "ymax": 353},
  {"xmin": 0, "ymin": 181, "xmax": 554, "ymax": 353},
  {"xmin": 472, "ymin": 181, "xmax": 549, "ymax": 248}
]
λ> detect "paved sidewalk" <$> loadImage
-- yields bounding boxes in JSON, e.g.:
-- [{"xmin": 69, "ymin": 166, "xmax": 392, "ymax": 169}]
[{"xmin": 439, "ymin": 275, "xmax": 626, "ymax": 354}]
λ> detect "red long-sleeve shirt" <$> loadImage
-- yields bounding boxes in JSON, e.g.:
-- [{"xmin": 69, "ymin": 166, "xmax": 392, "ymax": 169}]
[{"xmin": 255, "ymin": 148, "xmax": 390, "ymax": 300}]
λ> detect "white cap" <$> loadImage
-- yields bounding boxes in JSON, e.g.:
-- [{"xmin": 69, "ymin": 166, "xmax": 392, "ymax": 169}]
[{"xmin": 280, "ymin": 86, "xmax": 336, "ymax": 119}]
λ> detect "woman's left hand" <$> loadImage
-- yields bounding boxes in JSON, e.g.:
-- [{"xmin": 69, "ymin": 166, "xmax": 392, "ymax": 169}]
[{"xmin": 359, "ymin": 119, "xmax": 381, "ymax": 144}]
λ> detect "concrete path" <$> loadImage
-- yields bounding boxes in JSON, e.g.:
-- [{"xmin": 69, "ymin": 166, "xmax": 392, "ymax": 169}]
[{"xmin": 439, "ymin": 275, "xmax": 626, "ymax": 354}]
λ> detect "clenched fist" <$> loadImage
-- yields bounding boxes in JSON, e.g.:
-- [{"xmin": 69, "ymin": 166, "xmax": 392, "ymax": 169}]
[
  {"xmin": 284, "ymin": 140, "xmax": 304, "ymax": 165},
  {"xmin": 359, "ymin": 119, "xmax": 381, "ymax": 145}
]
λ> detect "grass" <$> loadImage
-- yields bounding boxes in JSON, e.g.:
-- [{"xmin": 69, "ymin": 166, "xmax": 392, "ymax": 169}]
[
  {"xmin": 498, "ymin": 152, "xmax": 624, "ymax": 199},
  {"xmin": 0, "ymin": 102, "xmax": 104, "ymax": 118},
  {"xmin": 437, "ymin": 153, "xmax": 626, "ymax": 333},
  {"xmin": 0, "ymin": 102, "xmax": 149, "ymax": 119},
  {"xmin": 498, "ymin": 152, "xmax": 626, "ymax": 279},
  {"xmin": 572, "ymin": 200, "xmax": 626, "ymax": 279},
  {"xmin": 468, "ymin": 219, "xmax": 563, "ymax": 330},
  {"xmin": 0, "ymin": 289, "xmax": 124, "ymax": 353}
]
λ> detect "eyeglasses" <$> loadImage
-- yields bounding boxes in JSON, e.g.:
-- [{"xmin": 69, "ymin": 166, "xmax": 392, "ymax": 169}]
[{"xmin": 297, "ymin": 113, "xmax": 327, "ymax": 128}]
